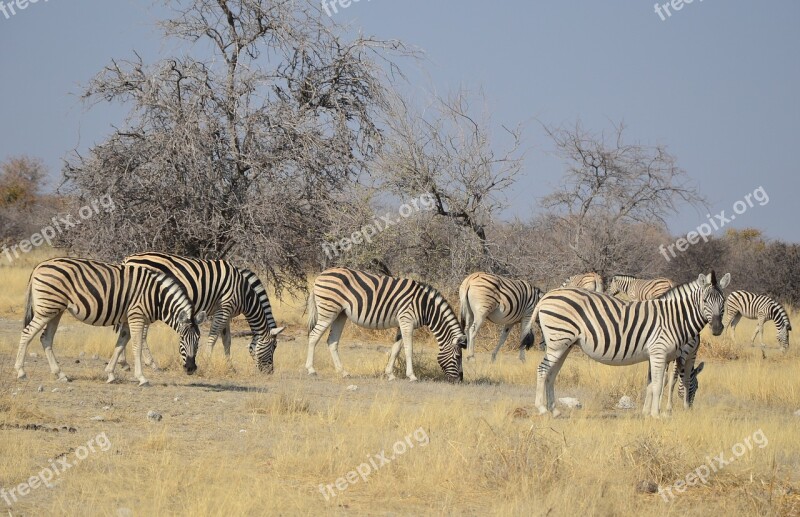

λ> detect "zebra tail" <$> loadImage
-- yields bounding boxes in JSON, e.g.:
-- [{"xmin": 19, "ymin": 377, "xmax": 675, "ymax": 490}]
[
  {"xmin": 306, "ymin": 290, "xmax": 318, "ymax": 333},
  {"xmin": 520, "ymin": 305, "xmax": 541, "ymax": 351},
  {"xmin": 23, "ymin": 274, "xmax": 34, "ymax": 329},
  {"xmin": 459, "ymin": 284, "xmax": 471, "ymax": 327}
]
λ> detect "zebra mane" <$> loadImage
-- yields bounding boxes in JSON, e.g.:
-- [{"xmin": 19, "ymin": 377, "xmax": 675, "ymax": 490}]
[
  {"xmin": 658, "ymin": 279, "xmax": 701, "ymax": 300},
  {"xmin": 142, "ymin": 268, "xmax": 191, "ymax": 310}
]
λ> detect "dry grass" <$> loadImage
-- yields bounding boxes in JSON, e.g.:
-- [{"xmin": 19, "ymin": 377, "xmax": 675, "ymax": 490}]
[{"xmin": 0, "ymin": 254, "xmax": 799, "ymax": 515}]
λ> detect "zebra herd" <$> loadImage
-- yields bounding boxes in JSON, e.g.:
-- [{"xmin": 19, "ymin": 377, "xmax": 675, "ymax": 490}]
[{"xmin": 12, "ymin": 255, "xmax": 792, "ymax": 417}]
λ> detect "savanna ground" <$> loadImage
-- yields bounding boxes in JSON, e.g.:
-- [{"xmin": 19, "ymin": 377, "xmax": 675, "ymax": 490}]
[{"xmin": 0, "ymin": 250, "xmax": 798, "ymax": 516}]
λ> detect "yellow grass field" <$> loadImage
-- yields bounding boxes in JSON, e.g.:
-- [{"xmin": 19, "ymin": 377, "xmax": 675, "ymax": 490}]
[{"xmin": 1, "ymin": 250, "xmax": 798, "ymax": 515}]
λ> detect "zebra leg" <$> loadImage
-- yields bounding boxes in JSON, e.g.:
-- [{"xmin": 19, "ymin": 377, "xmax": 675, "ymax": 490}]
[
  {"xmin": 646, "ymin": 354, "xmax": 668, "ymax": 417},
  {"xmin": 206, "ymin": 309, "xmax": 231, "ymax": 357},
  {"xmin": 385, "ymin": 337, "xmax": 404, "ymax": 381},
  {"xmin": 306, "ymin": 310, "xmax": 337, "ymax": 376},
  {"xmin": 140, "ymin": 325, "xmax": 159, "ymax": 371},
  {"xmin": 664, "ymin": 360, "xmax": 679, "ymax": 413},
  {"xmin": 16, "ymin": 312, "xmax": 55, "ymax": 380},
  {"xmin": 535, "ymin": 338, "xmax": 572, "ymax": 416},
  {"xmin": 326, "ymin": 314, "xmax": 349, "ymax": 378},
  {"xmin": 40, "ymin": 313, "xmax": 68, "ymax": 382},
  {"xmin": 726, "ymin": 312, "xmax": 741, "ymax": 341},
  {"xmin": 491, "ymin": 325, "xmax": 512, "ymax": 363},
  {"xmin": 466, "ymin": 312, "xmax": 486, "ymax": 360},
  {"xmin": 751, "ymin": 316, "xmax": 766, "ymax": 347},
  {"xmin": 400, "ymin": 326, "xmax": 418, "ymax": 382},
  {"xmin": 128, "ymin": 316, "xmax": 149, "ymax": 386},
  {"xmin": 106, "ymin": 324, "xmax": 131, "ymax": 383}
]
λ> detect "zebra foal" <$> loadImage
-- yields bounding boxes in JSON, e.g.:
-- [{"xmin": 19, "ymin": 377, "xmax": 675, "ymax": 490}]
[
  {"xmin": 15, "ymin": 258, "xmax": 206, "ymax": 386},
  {"xmin": 306, "ymin": 268, "xmax": 466, "ymax": 382},
  {"xmin": 458, "ymin": 272, "xmax": 542, "ymax": 362},
  {"xmin": 526, "ymin": 271, "xmax": 730, "ymax": 417}
]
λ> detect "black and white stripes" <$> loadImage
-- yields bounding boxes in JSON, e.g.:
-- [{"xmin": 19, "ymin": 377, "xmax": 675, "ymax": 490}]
[
  {"xmin": 122, "ymin": 252, "xmax": 284, "ymax": 372},
  {"xmin": 723, "ymin": 290, "xmax": 791, "ymax": 349},
  {"xmin": 561, "ymin": 272, "xmax": 604, "ymax": 292},
  {"xmin": 606, "ymin": 274, "xmax": 675, "ymax": 301},
  {"xmin": 15, "ymin": 258, "xmax": 205, "ymax": 386},
  {"xmin": 306, "ymin": 267, "xmax": 466, "ymax": 382},
  {"xmin": 458, "ymin": 272, "xmax": 543, "ymax": 362}
]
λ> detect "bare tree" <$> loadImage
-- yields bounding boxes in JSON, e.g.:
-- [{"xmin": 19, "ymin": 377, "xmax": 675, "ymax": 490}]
[
  {"xmin": 0, "ymin": 156, "xmax": 50, "ymax": 241},
  {"xmin": 376, "ymin": 90, "xmax": 524, "ymax": 268},
  {"xmin": 540, "ymin": 120, "xmax": 706, "ymax": 276},
  {"xmin": 62, "ymin": 0, "xmax": 411, "ymax": 293}
]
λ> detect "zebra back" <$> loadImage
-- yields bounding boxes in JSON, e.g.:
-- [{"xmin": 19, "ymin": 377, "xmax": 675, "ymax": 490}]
[
  {"xmin": 608, "ymin": 275, "xmax": 674, "ymax": 301},
  {"xmin": 459, "ymin": 272, "xmax": 541, "ymax": 324},
  {"xmin": 561, "ymin": 272, "xmax": 604, "ymax": 292}
]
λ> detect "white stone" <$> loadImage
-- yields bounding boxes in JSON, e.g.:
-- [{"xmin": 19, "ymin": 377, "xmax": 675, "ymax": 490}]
[
  {"xmin": 558, "ymin": 397, "xmax": 582, "ymax": 409},
  {"xmin": 616, "ymin": 395, "xmax": 635, "ymax": 410}
]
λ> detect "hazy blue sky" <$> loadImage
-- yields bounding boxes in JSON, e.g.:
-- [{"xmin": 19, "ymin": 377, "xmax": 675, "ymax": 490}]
[{"xmin": 1, "ymin": 1, "xmax": 798, "ymax": 241}]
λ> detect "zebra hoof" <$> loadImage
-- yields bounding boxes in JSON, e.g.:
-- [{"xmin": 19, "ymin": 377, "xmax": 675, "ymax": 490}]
[
  {"xmin": 306, "ymin": 369, "xmax": 317, "ymax": 376},
  {"xmin": 536, "ymin": 406, "xmax": 548, "ymax": 416},
  {"xmin": 387, "ymin": 374, "xmax": 396, "ymax": 381},
  {"xmin": 407, "ymin": 376, "xmax": 418, "ymax": 382},
  {"xmin": 106, "ymin": 373, "xmax": 117, "ymax": 384},
  {"xmin": 551, "ymin": 408, "xmax": 562, "ymax": 418},
  {"xmin": 121, "ymin": 364, "xmax": 131, "ymax": 372},
  {"xmin": 138, "ymin": 378, "xmax": 150, "ymax": 387},
  {"xmin": 16, "ymin": 370, "xmax": 26, "ymax": 381},
  {"xmin": 57, "ymin": 373, "xmax": 70, "ymax": 382},
  {"xmin": 340, "ymin": 371, "xmax": 350, "ymax": 378}
]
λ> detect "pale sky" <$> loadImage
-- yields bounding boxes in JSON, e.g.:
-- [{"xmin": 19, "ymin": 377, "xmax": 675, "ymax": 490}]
[{"xmin": 1, "ymin": 0, "xmax": 798, "ymax": 241}]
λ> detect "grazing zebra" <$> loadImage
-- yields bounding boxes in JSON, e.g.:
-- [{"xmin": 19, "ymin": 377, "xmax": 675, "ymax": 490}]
[
  {"xmin": 606, "ymin": 275, "xmax": 674, "ymax": 301},
  {"xmin": 561, "ymin": 272, "xmax": 604, "ymax": 292},
  {"xmin": 525, "ymin": 271, "xmax": 730, "ymax": 417},
  {"xmin": 644, "ymin": 336, "xmax": 705, "ymax": 412},
  {"xmin": 306, "ymin": 268, "xmax": 466, "ymax": 382},
  {"xmin": 723, "ymin": 290, "xmax": 791, "ymax": 349},
  {"xmin": 458, "ymin": 272, "xmax": 543, "ymax": 362},
  {"xmin": 120, "ymin": 252, "xmax": 285, "ymax": 372},
  {"xmin": 15, "ymin": 258, "xmax": 206, "ymax": 386}
]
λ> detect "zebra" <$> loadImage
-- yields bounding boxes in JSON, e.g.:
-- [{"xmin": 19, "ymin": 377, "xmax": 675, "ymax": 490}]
[
  {"xmin": 606, "ymin": 274, "xmax": 674, "ymax": 301},
  {"xmin": 305, "ymin": 268, "xmax": 466, "ymax": 382},
  {"xmin": 458, "ymin": 272, "xmax": 542, "ymax": 362},
  {"xmin": 561, "ymin": 272, "xmax": 604, "ymax": 292},
  {"xmin": 14, "ymin": 258, "xmax": 206, "ymax": 386},
  {"xmin": 723, "ymin": 290, "xmax": 791, "ymax": 349},
  {"xmin": 525, "ymin": 271, "xmax": 730, "ymax": 417},
  {"xmin": 119, "ymin": 252, "xmax": 285, "ymax": 372}
]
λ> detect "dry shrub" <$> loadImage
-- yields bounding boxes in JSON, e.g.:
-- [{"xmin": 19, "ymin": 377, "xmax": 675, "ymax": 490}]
[
  {"xmin": 621, "ymin": 431, "xmax": 689, "ymax": 485},
  {"xmin": 245, "ymin": 393, "xmax": 311, "ymax": 417},
  {"xmin": 700, "ymin": 337, "xmax": 740, "ymax": 361}
]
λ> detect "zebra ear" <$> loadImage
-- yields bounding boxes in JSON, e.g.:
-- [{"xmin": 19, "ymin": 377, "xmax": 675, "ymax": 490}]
[
  {"xmin": 178, "ymin": 309, "xmax": 191, "ymax": 324},
  {"xmin": 194, "ymin": 311, "xmax": 207, "ymax": 325},
  {"xmin": 697, "ymin": 274, "xmax": 708, "ymax": 286},
  {"xmin": 455, "ymin": 336, "xmax": 467, "ymax": 349},
  {"xmin": 270, "ymin": 326, "xmax": 285, "ymax": 336},
  {"xmin": 718, "ymin": 273, "xmax": 731, "ymax": 289},
  {"xmin": 694, "ymin": 361, "xmax": 705, "ymax": 375}
]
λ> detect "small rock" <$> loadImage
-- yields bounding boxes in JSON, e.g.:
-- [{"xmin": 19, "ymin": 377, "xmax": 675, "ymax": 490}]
[
  {"xmin": 79, "ymin": 352, "xmax": 86, "ymax": 358},
  {"xmin": 147, "ymin": 410, "xmax": 162, "ymax": 422},
  {"xmin": 616, "ymin": 396, "xmax": 635, "ymax": 410},
  {"xmin": 558, "ymin": 397, "xmax": 582, "ymax": 409},
  {"xmin": 346, "ymin": 385, "xmax": 358, "ymax": 391},
  {"xmin": 636, "ymin": 480, "xmax": 659, "ymax": 494},
  {"xmin": 239, "ymin": 429, "xmax": 247, "ymax": 433},
  {"xmin": 29, "ymin": 352, "xmax": 38, "ymax": 358},
  {"xmin": 37, "ymin": 385, "xmax": 43, "ymax": 393},
  {"xmin": 102, "ymin": 406, "xmax": 111, "ymax": 411},
  {"xmin": 510, "ymin": 407, "xmax": 529, "ymax": 419},
  {"xmin": 173, "ymin": 397, "xmax": 180, "ymax": 402},
  {"xmin": 92, "ymin": 354, "xmax": 99, "ymax": 360},
  {"xmin": 51, "ymin": 388, "xmax": 59, "ymax": 393},
  {"xmin": 90, "ymin": 415, "xmax": 104, "ymax": 421},
  {"xmin": 75, "ymin": 359, "xmax": 80, "ymax": 364}
]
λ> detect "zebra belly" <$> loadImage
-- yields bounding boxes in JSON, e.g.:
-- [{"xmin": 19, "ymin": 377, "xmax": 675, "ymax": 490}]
[
  {"xmin": 487, "ymin": 309, "xmax": 521, "ymax": 325},
  {"xmin": 579, "ymin": 338, "xmax": 652, "ymax": 366},
  {"xmin": 344, "ymin": 311, "xmax": 400, "ymax": 330},
  {"xmin": 66, "ymin": 304, "xmax": 122, "ymax": 327}
]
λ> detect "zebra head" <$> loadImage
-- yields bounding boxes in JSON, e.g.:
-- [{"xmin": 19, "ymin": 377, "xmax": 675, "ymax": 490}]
[
  {"xmin": 438, "ymin": 335, "xmax": 466, "ymax": 383},
  {"xmin": 176, "ymin": 309, "xmax": 206, "ymax": 374},
  {"xmin": 677, "ymin": 361, "xmax": 705, "ymax": 407},
  {"xmin": 697, "ymin": 271, "xmax": 731, "ymax": 336},
  {"xmin": 248, "ymin": 327, "xmax": 286, "ymax": 374}
]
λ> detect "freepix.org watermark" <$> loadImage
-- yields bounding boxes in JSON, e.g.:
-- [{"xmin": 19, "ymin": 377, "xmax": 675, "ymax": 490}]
[
  {"xmin": 0, "ymin": 0, "xmax": 51, "ymax": 21},
  {"xmin": 654, "ymin": 0, "xmax": 704, "ymax": 21},
  {"xmin": 321, "ymin": 0, "xmax": 370, "ymax": 17},
  {"xmin": 1, "ymin": 432, "xmax": 112, "ymax": 507},
  {"xmin": 1, "ymin": 194, "xmax": 115, "ymax": 264},
  {"xmin": 659, "ymin": 428, "xmax": 768, "ymax": 502},
  {"xmin": 322, "ymin": 194, "xmax": 435, "ymax": 260},
  {"xmin": 318, "ymin": 427, "xmax": 429, "ymax": 500},
  {"xmin": 659, "ymin": 186, "xmax": 768, "ymax": 262}
]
